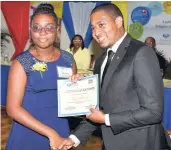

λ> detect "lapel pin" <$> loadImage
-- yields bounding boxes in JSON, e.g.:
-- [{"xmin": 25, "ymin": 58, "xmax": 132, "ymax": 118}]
[{"xmin": 117, "ymin": 56, "xmax": 120, "ymax": 60}]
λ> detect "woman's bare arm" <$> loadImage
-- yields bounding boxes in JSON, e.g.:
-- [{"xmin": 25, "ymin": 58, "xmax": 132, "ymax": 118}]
[{"xmin": 7, "ymin": 60, "xmax": 60, "ymax": 139}]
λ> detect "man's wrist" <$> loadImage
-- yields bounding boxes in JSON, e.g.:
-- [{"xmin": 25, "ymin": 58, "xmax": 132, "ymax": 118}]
[
  {"xmin": 105, "ymin": 114, "xmax": 111, "ymax": 126},
  {"xmin": 69, "ymin": 134, "xmax": 80, "ymax": 147}
]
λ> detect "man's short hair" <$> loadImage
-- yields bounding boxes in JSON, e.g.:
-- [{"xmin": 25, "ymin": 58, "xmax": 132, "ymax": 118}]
[
  {"xmin": 91, "ymin": 3, "xmax": 123, "ymax": 19},
  {"xmin": 146, "ymin": 37, "xmax": 156, "ymax": 45}
]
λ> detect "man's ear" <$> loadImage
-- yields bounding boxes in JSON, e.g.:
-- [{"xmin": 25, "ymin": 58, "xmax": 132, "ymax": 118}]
[{"xmin": 115, "ymin": 16, "xmax": 123, "ymax": 28}]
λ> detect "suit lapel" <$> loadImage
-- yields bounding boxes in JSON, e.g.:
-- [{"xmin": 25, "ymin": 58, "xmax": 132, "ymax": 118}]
[{"xmin": 101, "ymin": 35, "xmax": 132, "ymax": 97}]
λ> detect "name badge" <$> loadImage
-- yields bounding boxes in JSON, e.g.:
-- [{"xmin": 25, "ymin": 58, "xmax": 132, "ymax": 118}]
[{"xmin": 57, "ymin": 66, "xmax": 72, "ymax": 78}]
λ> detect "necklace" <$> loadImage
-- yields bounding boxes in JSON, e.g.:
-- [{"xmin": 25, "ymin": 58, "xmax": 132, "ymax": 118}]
[{"xmin": 34, "ymin": 48, "xmax": 55, "ymax": 62}]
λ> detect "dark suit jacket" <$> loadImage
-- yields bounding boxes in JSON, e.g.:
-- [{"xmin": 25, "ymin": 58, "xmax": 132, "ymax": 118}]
[
  {"xmin": 156, "ymin": 52, "xmax": 167, "ymax": 72},
  {"xmin": 74, "ymin": 34, "xmax": 170, "ymax": 150}
]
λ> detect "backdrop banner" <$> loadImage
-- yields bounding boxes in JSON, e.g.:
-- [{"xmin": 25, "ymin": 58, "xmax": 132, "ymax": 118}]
[{"xmin": 128, "ymin": 1, "xmax": 171, "ymax": 45}]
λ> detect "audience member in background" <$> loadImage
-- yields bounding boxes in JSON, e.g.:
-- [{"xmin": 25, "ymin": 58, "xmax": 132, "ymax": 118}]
[
  {"xmin": 145, "ymin": 37, "xmax": 167, "ymax": 78},
  {"xmin": 6, "ymin": 3, "xmax": 76, "ymax": 150},
  {"xmin": 66, "ymin": 34, "xmax": 91, "ymax": 74},
  {"xmin": 66, "ymin": 35, "xmax": 92, "ymax": 133}
]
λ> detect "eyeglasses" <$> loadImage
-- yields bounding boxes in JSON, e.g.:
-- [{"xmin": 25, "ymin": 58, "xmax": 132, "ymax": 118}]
[
  {"xmin": 30, "ymin": 25, "xmax": 57, "ymax": 33},
  {"xmin": 73, "ymin": 40, "xmax": 82, "ymax": 43}
]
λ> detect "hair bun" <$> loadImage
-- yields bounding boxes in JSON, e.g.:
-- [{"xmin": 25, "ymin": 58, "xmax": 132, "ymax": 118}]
[
  {"xmin": 31, "ymin": 3, "xmax": 58, "ymax": 26},
  {"xmin": 37, "ymin": 3, "xmax": 54, "ymax": 12}
]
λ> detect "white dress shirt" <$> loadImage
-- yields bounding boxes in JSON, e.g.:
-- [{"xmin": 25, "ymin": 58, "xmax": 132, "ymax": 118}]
[{"xmin": 69, "ymin": 32, "xmax": 127, "ymax": 146}]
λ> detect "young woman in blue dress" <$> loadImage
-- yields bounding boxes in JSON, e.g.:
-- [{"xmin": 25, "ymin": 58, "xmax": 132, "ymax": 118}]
[{"xmin": 6, "ymin": 3, "xmax": 76, "ymax": 150}]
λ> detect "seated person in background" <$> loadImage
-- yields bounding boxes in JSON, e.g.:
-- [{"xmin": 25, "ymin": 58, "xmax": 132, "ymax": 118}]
[
  {"xmin": 145, "ymin": 37, "xmax": 167, "ymax": 78},
  {"xmin": 66, "ymin": 34, "xmax": 91, "ymax": 74}
]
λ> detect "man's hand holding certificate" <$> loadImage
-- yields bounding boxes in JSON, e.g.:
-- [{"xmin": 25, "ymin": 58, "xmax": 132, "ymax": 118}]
[{"xmin": 58, "ymin": 75, "xmax": 99, "ymax": 117}]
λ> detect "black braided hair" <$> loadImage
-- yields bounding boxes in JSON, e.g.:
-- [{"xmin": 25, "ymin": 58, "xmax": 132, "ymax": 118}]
[{"xmin": 30, "ymin": 3, "xmax": 58, "ymax": 25}]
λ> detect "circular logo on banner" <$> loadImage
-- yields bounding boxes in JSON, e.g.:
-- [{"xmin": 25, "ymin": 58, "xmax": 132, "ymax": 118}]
[
  {"xmin": 129, "ymin": 23, "xmax": 143, "ymax": 39},
  {"xmin": 131, "ymin": 6, "xmax": 152, "ymax": 25},
  {"xmin": 148, "ymin": 2, "xmax": 163, "ymax": 16},
  {"xmin": 163, "ymin": 1, "xmax": 171, "ymax": 14}
]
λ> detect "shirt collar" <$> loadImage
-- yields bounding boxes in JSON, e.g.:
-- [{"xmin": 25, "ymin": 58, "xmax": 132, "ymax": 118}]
[{"xmin": 107, "ymin": 32, "xmax": 127, "ymax": 54}]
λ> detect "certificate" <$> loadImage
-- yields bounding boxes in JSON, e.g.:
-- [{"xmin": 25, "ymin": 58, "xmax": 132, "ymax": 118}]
[{"xmin": 57, "ymin": 74, "xmax": 99, "ymax": 117}]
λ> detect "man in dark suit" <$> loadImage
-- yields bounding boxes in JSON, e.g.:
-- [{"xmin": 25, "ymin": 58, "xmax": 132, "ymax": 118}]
[
  {"xmin": 145, "ymin": 37, "xmax": 167, "ymax": 78},
  {"xmin": 59, "ymin": 3, "xmax": 170, "ymax": 150}
]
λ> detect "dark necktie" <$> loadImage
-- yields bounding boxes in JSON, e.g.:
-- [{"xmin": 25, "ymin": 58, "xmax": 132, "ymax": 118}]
[{"xmin": 101, "ymin": 50, "xmax": 115, "ymax": 86}]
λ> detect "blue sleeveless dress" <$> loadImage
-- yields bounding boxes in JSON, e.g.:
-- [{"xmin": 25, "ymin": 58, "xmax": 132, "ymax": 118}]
[{"xmin": 6, "ymin": 50, "xmax": 73, "ymax": 150}]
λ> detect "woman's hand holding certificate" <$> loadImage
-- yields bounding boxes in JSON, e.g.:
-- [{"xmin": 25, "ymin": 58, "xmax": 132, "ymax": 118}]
[{"xmin": 57, "ymin": 74, "xmax": 99, "ymax": 117}]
